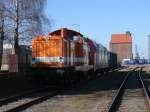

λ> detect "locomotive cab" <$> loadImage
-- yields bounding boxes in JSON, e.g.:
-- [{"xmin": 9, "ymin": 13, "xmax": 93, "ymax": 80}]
[{"xmin": 31, "ymin": 28, "xmax": 87, "ymax": 69}]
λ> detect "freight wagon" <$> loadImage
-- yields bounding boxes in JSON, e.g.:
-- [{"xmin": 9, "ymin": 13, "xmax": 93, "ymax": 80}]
[
  {"xmin": 31, "ymin": 28, "xmax": 117, "ymax": 83},
  {"xmin": 108, "ymin": 52, "xmax": 117, "ymax": 69}
]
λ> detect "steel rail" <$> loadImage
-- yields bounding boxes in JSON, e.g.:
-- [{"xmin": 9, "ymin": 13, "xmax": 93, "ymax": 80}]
[
  {"xmin": 107, "ymin": 71, "xmax": 130, "ymax": 112},
  {"xmin": 138, "ymin": 70, "xmax": 150, "ymax": 108},
  {"xmin": 107, "ymin": 68, "xmax": 137, "ymax": 112},
  {"xmin": 1, "ymin": 78, "xmax": 84, "ymax": 112},
  {"xmin": 0, "ymin": 86, "xmax": 54, "ymax": 107},
  {"xmin": 5, "ymin": 90, "xmax": 59, "ymax": 112}
]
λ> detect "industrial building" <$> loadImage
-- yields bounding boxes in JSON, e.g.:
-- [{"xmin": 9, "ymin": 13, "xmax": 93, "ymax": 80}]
[{"xmin": 110, "ymin": 32, "xmax": 133, "ymax": 65}]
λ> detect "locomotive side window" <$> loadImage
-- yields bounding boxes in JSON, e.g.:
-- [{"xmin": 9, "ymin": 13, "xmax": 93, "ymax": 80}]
[{"xmin": 73, "ymin": 36, "xmax": 79, "ymax": 41}]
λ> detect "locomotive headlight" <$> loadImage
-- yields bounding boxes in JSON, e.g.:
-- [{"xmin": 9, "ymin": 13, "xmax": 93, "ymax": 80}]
[{"xmin": 59, "ymin": 57, "xmax": 64, "ymax": 62}]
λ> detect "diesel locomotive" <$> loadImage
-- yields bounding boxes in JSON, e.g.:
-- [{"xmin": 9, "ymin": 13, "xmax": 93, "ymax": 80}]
[{"xmin": 31, "ymin": 28, "xmax": 117, "ymax": 83}]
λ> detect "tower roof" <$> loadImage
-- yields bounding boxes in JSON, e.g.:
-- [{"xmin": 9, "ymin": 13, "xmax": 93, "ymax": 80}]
[{"xmin": 111, "ymin": 34, "xmax": 132, "ymax": 44}]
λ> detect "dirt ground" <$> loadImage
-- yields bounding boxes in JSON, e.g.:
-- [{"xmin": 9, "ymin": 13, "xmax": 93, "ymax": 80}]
[{"xmin": 23, "ymin": 69, "xmax": 127, "ymax": 112}]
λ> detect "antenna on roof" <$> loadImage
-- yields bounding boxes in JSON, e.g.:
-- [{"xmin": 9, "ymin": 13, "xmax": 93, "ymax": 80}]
[
  {"xmin": 72, "ymin": 24, "xmax": 80, "ymax": 32},
  {"xmin": 126, "ymin": 31, "xmax": 132, "ymax": 36}
]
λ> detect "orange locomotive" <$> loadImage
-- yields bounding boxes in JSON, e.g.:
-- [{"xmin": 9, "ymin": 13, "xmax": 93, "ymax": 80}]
[
  {"xmin": 31, "ymin": 28, "xmax": 117, "ymax": 83},
  {"xmin": 32, "ymin": 28, "xmax": 90, "ymax": 71}
]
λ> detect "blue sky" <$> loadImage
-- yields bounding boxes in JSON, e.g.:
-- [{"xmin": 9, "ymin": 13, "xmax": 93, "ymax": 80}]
[{"xmin": 45, "ymin": 0, "xmax": 150, "ymax": 58}]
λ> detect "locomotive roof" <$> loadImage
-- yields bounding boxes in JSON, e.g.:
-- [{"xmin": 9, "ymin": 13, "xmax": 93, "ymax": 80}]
[{"xmin": 49, "ymin": 28, "xmax": 83, "ymax": 36}]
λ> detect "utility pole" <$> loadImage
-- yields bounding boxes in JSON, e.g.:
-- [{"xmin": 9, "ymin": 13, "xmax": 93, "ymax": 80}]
[
  {"xmin": 135, "ymin": 45, "xmax": 140, "ymax": 59},
  {"xmin": 148, "ymin": 35, "xmax": 150, "ymax": 70}
]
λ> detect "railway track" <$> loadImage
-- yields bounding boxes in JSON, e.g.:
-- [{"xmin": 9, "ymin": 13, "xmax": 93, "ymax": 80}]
[
  {"xmin": 107, "ymin": 68, "xmax": 150, "ymax": 112},
  {"xmin": 0, "ymin": 69, "xmax": 104, "ymax": 112},
  {"xmin": 22, "ymin": 68, "xmax": 129, "ymax": 112},
  {"xmin": 0, "ymin": 68, "xmax": 130, "ymax": 112},
  {"xmin": 0, "ymin": 87, "xmax": 60, "ymax": 112}
]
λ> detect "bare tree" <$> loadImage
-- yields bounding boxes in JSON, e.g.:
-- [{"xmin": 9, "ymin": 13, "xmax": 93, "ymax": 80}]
[
  {"xmin": 0, "ymin": 4, "xmax": 5, "ymax": 68},
  {"xmin": 0, "ymin": 0, "xmax": 50, "ymax": 71},
  {"xmin": 0, "ymin": 0, "xmax": 50, "ymax": 53}
]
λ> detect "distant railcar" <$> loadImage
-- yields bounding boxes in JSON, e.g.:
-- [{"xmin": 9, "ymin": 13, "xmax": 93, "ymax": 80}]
[
  {"xmin": 145, "ymin": 59, "xmax": 150, "ymax": 64},
  {"xmin": 121, "ymin": 58, "xmax": 148, "ymax": 66},
  {"xmin": 138, "ymin": 59, "xmax": 145, "ymax": 65},
  {"xmin": 108, "ymin": 52, "xmax": 117, "ymax": 69},
  {"xmin": 122, "ymin": 59, "xmax": 133, "ymax": 66}
]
